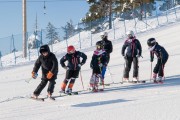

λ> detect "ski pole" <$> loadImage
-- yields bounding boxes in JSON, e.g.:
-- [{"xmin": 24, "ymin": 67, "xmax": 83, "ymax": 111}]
[
  {"xmin": 150, "ymin": 62, "xmax": 152, "ymax": 82},
  {"xmin": 161, "ymin": 58, "xmax": 165, "ymax": 81},
  {"xmin": 107, "ymin": 65, "xmax": 114, "ymax": 83},
  {"xmin": 79, "ymin": 70, "xmax": 84, "ymax": 90},
  {"xmin": 162, "ymin": 64, "xmax": 165, "ymax": 81},
  {"xmin": 25, "ymin": 78, "xmax": 33, "ymax": 83},
  {"xmin": 121, "ymin": 59, "xmax": 126, "ymax": 83},
  {"xmin": 99, "ymin": 66, "xmax": 104, "ymax": 89},
  {"xmin": 137, "ymin": 57, "xmax": 139, "ymax": 82}
]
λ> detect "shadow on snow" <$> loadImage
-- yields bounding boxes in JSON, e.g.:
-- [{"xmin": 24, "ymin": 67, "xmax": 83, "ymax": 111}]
[{"xmin": 72, "ymin": 98, "xmax": 131, "ymax": 107}]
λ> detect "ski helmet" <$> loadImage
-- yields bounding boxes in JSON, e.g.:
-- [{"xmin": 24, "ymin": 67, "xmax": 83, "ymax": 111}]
[
  {"xmin": 147, "ymin": 38, "xmax": 156, "ymax": 47},
  {"xmin": 67, "ymin": 45, "xmax": 75, "ymax": 54},
  {"xmin": 101, "ymin": 32, "xmax": 108, "ymax": 39},
  {"xmin": 40, "ymin": 44, "xmax": 50, "ymax": 54},
  {"xmin": 126, "ymin": 30, "xmax": 134, "ymax": 38},
  {"xmin": 96, "ymin": 42, "xmax": 103, "ymax": 50}
]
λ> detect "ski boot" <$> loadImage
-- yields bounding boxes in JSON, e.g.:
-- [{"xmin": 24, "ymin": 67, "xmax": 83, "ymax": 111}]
[
  {"xmin": 66, "ymin": 88, "xmax": 72, "ymax": 95},
  {"xmin": 130, "ymin": 77, "xmax": 139, "ymax": 83},
  {"xmin": 153, "ymin": 73, "xmax": 158, "ymax": 83},
  {"xmin": 92, "ymin": 87, "xmax": 98, "ymax": 92},
  {"xmin": 122, "ymin": 77, "xmax": 129, "ymax": 83},
  {"xmin": 32, "ymin": 94, "xmax": 38, "ymax": 99},
  {"xmin": 99, "ymin": 79, "xmax": 104, "ymax": 86},
  {"xmin": 157, "ymin": 76, "xmax": 163, "ymax": 84},
  {"xmin": 59, "ymin": 89, "xmax": 65, "ymax": 94},
  {"xmin": 47, "ymin": 92, "xmax": 55, "ymax": 101}
]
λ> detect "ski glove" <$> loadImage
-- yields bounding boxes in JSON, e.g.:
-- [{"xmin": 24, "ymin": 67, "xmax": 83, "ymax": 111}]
[
  {"xmin": 78, "ymin": 64, "xmax": 81, "ymax": 67},
  {"xmin": 90, "ymin": 64, "xmax": 93, "ymax": 69},
  {"xmin": 47, "ymin": 71, "xmax": 53, "ymax": 79},
  {"xmin": 150, "ymin": 57, "xmax": 153, "ymax": 62},
  {"xmin": 63, "ymin": 66, "xmax": 69, "ymax": 70},
  {"xmin": 136, "ymin": 55, "xmax": 140, "ymax": 58},
  {"xmin": 32, "ymin": 72, "xmax": 38, "ymax": 79},
  {"xmin": 99, "ymin": 63, "xmax": 103, "ymax": 67},
  {"xmin": 80, "ymin": 62, "xmax": 85, "ymax": 66}
]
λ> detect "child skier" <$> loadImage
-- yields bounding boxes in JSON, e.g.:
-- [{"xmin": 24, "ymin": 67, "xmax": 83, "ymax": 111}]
[
  {"xmin": 147, "ymin": 38, "xmax": 169, "ymax": 83},
  {"xmin": 90, "ymin": 42, "xmax": 107, "ymax": 92},
  {"xmin": 96, "ymin": 32, "xmax": 113, "ymax": 82},
  {"xmin": 60, "ymin": 45, "xmax": 87, "ymax": 94},
  {"xmin": 32, "ymin": 44, "xmax": 58, "ymax": 99}
]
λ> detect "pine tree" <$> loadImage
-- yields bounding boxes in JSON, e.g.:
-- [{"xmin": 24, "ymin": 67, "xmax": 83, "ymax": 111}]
[
  {"xmin": 46, "ymin": 22, "xmax": 60, "ymax": 45},
  {"xmin": 62, "ymin": 20, "xmax": 75, "ymax": 39}
]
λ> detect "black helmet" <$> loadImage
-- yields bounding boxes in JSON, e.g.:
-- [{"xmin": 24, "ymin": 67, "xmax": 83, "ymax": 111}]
[
  {"xmin": 96, "ymin": 42, "xmax": 103, "ymax": 49},
  {"xmin": 147, "ymin": 38, "xmax": 156, "ymax": 47},
  {"xmin": 39, "ymin": 44, "xmax": 50, "ymax": 54}
]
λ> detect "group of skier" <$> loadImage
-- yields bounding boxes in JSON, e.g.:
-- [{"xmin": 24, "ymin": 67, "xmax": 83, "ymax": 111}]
[{"xmin": 31, "ymin": 30, "xmax": 168, "ymax": 99}]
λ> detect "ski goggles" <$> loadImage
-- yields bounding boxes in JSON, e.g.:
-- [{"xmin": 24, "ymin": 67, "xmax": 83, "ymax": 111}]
[
  {"xmin": 68, "ymin": 50, "xmax": 75, "ymax": 54},
  {"xmin": 96, "ymin": 45, "xmax": 101, "ymax": 49},
  {"xmin": 127, "ymin": 34, "xmax": 133, "ymax": 38}
]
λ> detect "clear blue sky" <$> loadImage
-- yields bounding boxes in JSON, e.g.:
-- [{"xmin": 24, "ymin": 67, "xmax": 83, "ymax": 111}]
[{"xmin": 0, "ymin": 0, "xmax": 89, "ymax": 38}]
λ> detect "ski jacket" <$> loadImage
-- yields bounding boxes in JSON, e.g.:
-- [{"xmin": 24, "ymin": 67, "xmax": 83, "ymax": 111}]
[
  {"xmin": 150, "ymin": 43, "xmax": 169, "ymax": 63},
  {"xmin": 90, "ymin": 49, "xmax": 107, "ymax": 69},
  {"xmin": 33, "ymin": 45, "xmax": 58, "ymax": 80},
  {"xmin": 96, "ymin": 38, "xmax": 113, "ymax": 55},
  {"xmin": 121, "ymin": 37, "xmax": 142, "ymax": 57},
  {"xmin": 60, "ymin": 51, "xmax": 87, "ymax": 70}
]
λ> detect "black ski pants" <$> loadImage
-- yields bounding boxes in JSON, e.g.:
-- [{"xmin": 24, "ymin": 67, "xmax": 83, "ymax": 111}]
[
  {"xmin": 153, "ymin": 58, "xmax": 168, "ymax": 77},
  {"xmin": 34, "ymin": 78, "xmax": 56, "ymax": 96},
  {"xmin": 123, "ymin": 57, "xmax": 138, "ymax": 78}
]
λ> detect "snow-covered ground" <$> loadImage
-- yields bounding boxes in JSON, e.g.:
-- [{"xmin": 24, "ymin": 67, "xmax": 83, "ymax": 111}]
[{"xmin": 0, "ymin": 15, "xmax": 180, "ymax": 120}]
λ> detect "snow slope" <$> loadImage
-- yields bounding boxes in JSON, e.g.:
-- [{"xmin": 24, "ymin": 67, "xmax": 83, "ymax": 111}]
[{"xmin": 0, "ymin": 18, "xmax": 180, "ymax": 120}]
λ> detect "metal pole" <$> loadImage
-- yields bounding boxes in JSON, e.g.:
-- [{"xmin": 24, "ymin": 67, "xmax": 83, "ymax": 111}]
[
  {"xmin": 113, "ymin": 17, "xmax": 115, "ymax": 39},
  {"xmin": 90, "ymin": 21, "xmax": 92, "ymax": 46},
  {"xmin": 155, "ymin": 3, "xmax": 160, "ymax": 26},
  {"xmin": 22, "ymin": 0, "xmax": 27, "ymax": 58},
  {"xmin": 150, "ymin": 62, "xmax": 152, "ymax": 82},
  {"xmin": 79, "ymin": 70, "xmax": 84, "ymax": 90},
  {"xmin": 109, "ymin": 0, "xmax": 112, "ymax": 29},
  {"xmin": 65, "ymin": 26, "xmax": 68, "ymax": 47},
  {"xmin": 78, "ymin": 23, "xmax": 81, "ymax": 49},
  {"xmin": 123, "ymin": 19, "xmax": 126, "ymax": 35},
  {"xmin": 0, "ymin": 51, "xmax": 2, "ymax": 67},
  {"xmin": 11, "ymin": 35, "xmax": 16, "ymax": 65}
]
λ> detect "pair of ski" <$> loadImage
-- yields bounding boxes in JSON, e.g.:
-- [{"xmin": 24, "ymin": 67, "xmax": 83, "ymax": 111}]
[
  {"xmin": 30, "ymin": 92, "xmax": 79, "ymax": 101},
  {"xmin": 120, "ymin": 80, "xmax": 146, "ymax": 84},
  {"xmin": 59, "ymin": 91, "xmax": 79, "ymax": 96},
  {"xmin": 88, "ymin": 88, "xmax": 104, "ymax": 92},
  {"xmin": 30, "ymin": 96, "xmax": 55, "ymax": 102}
]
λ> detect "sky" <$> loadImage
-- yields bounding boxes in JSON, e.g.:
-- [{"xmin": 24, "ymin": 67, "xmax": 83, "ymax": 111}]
[
  {"xmin": 0, "ymin": 0, "xmax": 89, "ymax": 38},
  {"xmin": 0, "ymin": 7, "xmax": 180, "ymax": 119}
]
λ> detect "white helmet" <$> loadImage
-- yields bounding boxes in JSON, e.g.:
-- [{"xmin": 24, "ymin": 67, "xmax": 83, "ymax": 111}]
[
  {"xmin": 101, "ymin": 32, "xmax": 108, "ymax": 39},
  {"xmin": 126, "ymin": 30, "xmax": 134, "ymax": 37}
]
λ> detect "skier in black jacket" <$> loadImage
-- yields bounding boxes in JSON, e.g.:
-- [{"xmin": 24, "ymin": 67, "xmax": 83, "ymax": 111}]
[
  {"xmin": 32, "ymin": 44, "xmax": 58, "ymax": 99},
  {"xmin": 96, "ymin": 32, "xmax": 113, "ymax": 64},
  {"xmin": 90, "ymin": 42, "xmax": 107, "ymax": 92},
  {"xmin": 147, "ymin": 38, "xmax": 169, "ymax": 83},
  {"xmin": 121, "ymin": 30, "xmax": 142, "ymax": 81},
  {"xmin": 60, "ymin": 45, "xmax": 87, "ymax": 94}
]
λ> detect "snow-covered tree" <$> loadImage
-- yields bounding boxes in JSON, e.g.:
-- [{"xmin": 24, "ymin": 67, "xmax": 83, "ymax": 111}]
[{"xmin": 28, "ymin": 32, "xmax": 41, "ymax": 49}]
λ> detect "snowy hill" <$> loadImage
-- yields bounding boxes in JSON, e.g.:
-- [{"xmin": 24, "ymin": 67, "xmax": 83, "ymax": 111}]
[{"xmin": 0, "ymin": 18, "xmax": 180, "ymax": 120}]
